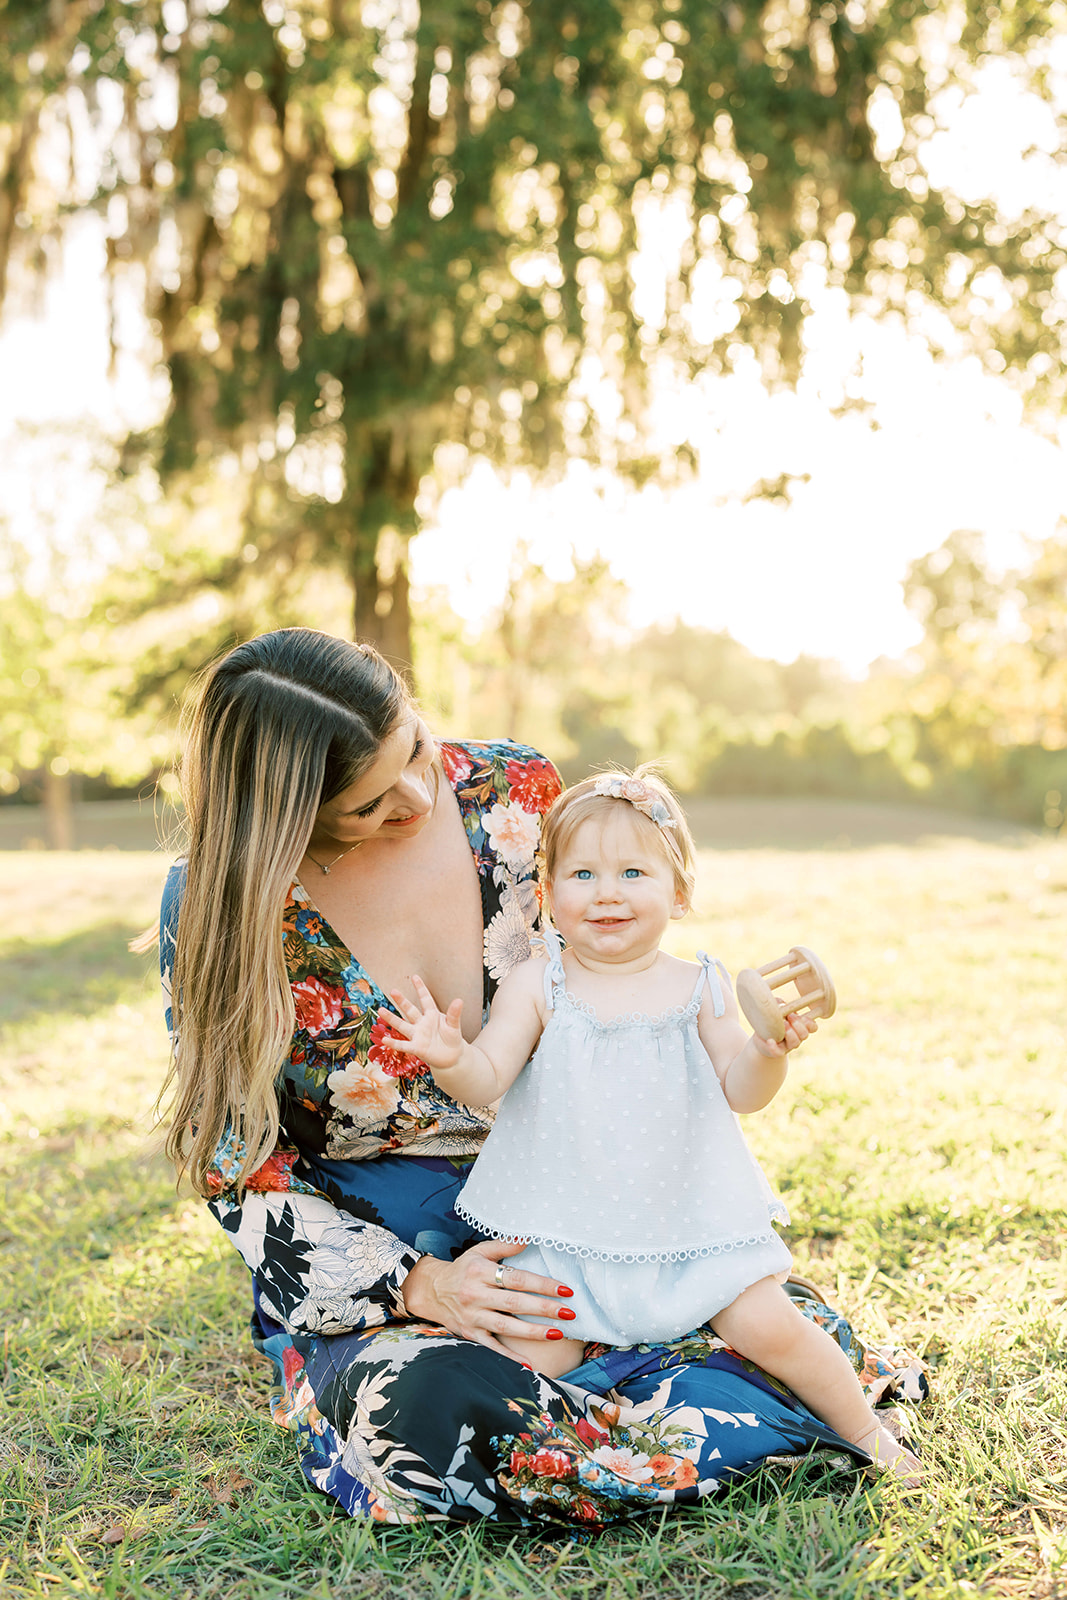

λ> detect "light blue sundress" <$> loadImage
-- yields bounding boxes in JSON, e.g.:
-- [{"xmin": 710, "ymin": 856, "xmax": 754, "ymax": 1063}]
[{"xmin": 455, "ymin": 931, "xmax": 793, "ymax": 1347}]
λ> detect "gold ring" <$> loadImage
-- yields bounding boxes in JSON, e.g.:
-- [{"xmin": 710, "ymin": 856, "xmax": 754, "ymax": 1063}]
[{"xmin": 494, "ymin": 1263, "xmax": 507, "ymax": 1289}]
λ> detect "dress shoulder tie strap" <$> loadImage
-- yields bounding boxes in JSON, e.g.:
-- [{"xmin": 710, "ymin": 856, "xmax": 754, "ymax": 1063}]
[
  {"xmin": 693, "ymin": 951, "xmax": 730, "ymax": 1018},
  {"xmin": 540, "ymin": 925, "xmax": 567, "ymax": 1010}
]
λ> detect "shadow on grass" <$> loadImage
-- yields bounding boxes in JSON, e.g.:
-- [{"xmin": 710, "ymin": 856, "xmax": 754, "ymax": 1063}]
[
  {"xmin": 0, "ymin": 921, "xmax": 151, "ymax": 1032},
  {"xmin": 1, "ymin": 1129, "xmax": 227, "ymax": 1320}
]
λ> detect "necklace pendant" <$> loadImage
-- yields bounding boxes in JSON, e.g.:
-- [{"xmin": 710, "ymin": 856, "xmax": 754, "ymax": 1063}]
[{"xmin": 320, "ymin": 864, "xmax": 330, "ymax": 874}]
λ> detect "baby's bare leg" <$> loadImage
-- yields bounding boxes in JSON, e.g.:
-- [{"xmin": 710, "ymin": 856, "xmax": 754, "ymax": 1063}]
[
  {"xmin": 499, "ymin": 1333, "xmax": 587, "ymax": 1379},
  {"xmin": 712, "ymin": 1278, "xmax": 922, "ymax": 1483}
]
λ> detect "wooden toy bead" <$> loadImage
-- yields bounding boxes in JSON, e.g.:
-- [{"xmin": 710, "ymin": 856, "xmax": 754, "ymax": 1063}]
[{"xmin": 734, "ymin": 945, "xmax": 837, "ymax": 1044}]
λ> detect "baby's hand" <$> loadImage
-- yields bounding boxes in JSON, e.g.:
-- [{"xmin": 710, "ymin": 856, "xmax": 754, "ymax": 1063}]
[
  {"xmin": 753, "ymin": 1011, "xmax": 819, "ymax": 1059},
  {"xmin": 380, "ymin": 975, "xmax": 465, "ymax": 1071}
]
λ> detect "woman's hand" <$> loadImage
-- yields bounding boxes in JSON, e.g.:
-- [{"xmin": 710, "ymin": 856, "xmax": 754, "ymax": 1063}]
[
  {"xmin": 400, "ymin": 1238, "xmax": 576, "ymax": 1360},
  {"xmin": 381, "ymin": 976, "xmax": 465, "ymax": 1071}
]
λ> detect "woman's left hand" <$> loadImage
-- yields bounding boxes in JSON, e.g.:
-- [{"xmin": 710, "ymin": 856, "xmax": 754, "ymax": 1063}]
[{"xmin": 400, "ymin": 1237, "xmax": 575, "ymax": 1359}]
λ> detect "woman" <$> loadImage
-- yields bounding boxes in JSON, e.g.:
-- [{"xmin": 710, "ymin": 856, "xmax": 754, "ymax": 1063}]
[{"xmin": 158, "ymin": 628, "xmax": 923, "ymax": 1527}]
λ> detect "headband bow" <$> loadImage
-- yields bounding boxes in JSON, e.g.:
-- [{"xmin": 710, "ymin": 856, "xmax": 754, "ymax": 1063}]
[{"xmin": 592, "ymin": 774, "xmax": 676, "ymax": 830}]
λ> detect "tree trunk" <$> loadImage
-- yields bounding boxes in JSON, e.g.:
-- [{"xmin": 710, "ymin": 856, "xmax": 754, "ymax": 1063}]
[
  {"xmin": 496, "ymin": 577, "xmax": 526, "ymax": 739},
  {"xmin": 352, "ymin": 531, "xmax": 413, "ymax": 682},
  {"xmin": 346, "ymin": 424, "xmax": 418, "ymax": 680},
  {"xmin": 44, "ymin": 765, "xmax": 74, "ymax": 850}
]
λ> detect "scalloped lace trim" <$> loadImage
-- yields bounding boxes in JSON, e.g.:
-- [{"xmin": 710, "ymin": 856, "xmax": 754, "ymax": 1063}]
[
  {"xmin": 554, "ymin": 988, "xmax": 703, "ymax": 1032},
  {"xmin": 454, "ymin": 1200, "xmax": 783, "ymax": 1264}
]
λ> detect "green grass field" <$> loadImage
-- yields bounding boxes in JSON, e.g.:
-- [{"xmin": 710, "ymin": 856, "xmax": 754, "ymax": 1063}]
[{"xmin": 2, "ymin": 813, "xmax": 1066, "ymax": 1599}]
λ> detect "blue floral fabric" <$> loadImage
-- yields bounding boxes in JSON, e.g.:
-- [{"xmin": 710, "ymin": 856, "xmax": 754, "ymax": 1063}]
[{"xmin": 159, "ymin": 739, "xmax": 926, "ymax": 1527}]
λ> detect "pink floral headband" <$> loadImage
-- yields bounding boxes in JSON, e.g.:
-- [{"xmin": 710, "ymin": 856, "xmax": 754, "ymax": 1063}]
[{"xmin": 593, "ymin": 774, "xmax": 676, "ymax": 830}]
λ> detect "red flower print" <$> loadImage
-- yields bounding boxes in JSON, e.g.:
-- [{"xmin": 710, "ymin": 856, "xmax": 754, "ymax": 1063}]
[
  {"xmin": 528, "ymin": 1448, "xmax": 575, "ymax": 1480},
  {"xmin": 245, "ymin": 1149, "xmax": 298, "ymax": 1193},
  {"xmin": 575, "ymin": 1417, "xmax": 609, "ymax": 1448},
  {"xmin": 369, "ymin": 1017, "xmax": 428, "ymax": 1077},
  {"xmin": 575, "ymin": 1498, "xmax": 602, "ymax": 1523},
  {"xmin": 440, "ymin": 744, "xmax": 473, "ymax": 786},
  {"xmin": 282, "ymin": 1345, "xmax": 306, "ymax": 1387},
  {"xmin": 505, "ymin": 758, "xmax": 562, "ymax": 813},
  {"xmin": 292, "ymin": 976, "xmax": 345, "ymax": 1037},
  {"xmin": 509, "ymin": 1449, "xmax": 529, "ymax": 1474}
]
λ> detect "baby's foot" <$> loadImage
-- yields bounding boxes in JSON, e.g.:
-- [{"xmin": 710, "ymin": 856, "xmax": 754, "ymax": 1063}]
[{"xmin": 853, "ymin": 1422, "xmax": 923, "ymax": 1488}]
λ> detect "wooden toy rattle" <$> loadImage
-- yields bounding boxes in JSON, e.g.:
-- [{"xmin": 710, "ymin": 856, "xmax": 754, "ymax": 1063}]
[{"xmin": 735, "ymin": 947, "xmax": 836, "ymax": 1043}]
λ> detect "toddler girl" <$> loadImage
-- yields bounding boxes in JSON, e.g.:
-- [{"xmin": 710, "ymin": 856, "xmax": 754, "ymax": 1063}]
[{"xmin": 385, "ymin": 769, "xmax": 920, "ymax": 1481}]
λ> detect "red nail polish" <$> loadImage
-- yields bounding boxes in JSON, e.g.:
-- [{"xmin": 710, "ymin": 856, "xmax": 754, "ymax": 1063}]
[
  {"xmin": 557, "ymin": 1308, "xmax": 576, "ymax": 1321},
  {"xmin": 556, "ymin": 1285, "xmax": 574, "ymax": 1298},
  {"xmin": 546, "ymin": 1328, "xmax": 564, "ymax": 1340},
  {"xmin": 521, "ymin": 1363, "xmax": 533, "ymax": 1370}
]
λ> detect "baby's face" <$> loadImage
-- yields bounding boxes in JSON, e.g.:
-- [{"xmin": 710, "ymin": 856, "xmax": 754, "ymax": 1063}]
[{"xmin": 549, "ymin": 809, "xmax": 685, "ymax": 969}]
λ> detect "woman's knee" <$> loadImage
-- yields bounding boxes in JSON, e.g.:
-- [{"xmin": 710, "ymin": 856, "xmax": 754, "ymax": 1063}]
[{"xmin": 305, "ymin": 1325, "xmax": 539, "ymax": 1443}]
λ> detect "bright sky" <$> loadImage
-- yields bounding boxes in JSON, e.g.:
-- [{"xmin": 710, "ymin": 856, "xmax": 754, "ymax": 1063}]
[
  {"xmin": 413, "ymin": 353, "xmax": 1065, "ymax": 673},
  {"xmin": 3, "ymin": 45, "xmax": 1066, "ymax": 675}
]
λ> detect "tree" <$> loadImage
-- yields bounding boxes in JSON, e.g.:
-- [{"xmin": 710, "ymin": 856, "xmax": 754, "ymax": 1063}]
[
  {"xmin": 2, "ymin": 0, "xmax": 1065, "ymax": 674},
  {"xmin": 407, "ymin": 548, "xmax": 634, "ymax": 761},
  {"xmin": 0, "ymin": 521, "xmax": 166, "ymax": 848},
  {"xmin": 896, "ymin": 528, "xmax": 1067, "ymax": 820},
  {"xmin": 902, "ymin": 529, "xmax": 1004, "ymax": 652},
  {"xmin": 0, "ymin": 421, "xmax": 186, "ymax": 844},
  {"xmin": 492, "ymin": 549, "xmax": 630, "ymax": 738}
]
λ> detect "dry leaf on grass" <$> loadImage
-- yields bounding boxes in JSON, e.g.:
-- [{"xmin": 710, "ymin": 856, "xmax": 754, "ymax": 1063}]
[
  {"xmin": 94, "ymin": 1517, "xmax": 150, "ymax": 1545},
  {"xmin": 523, "ymin": 1538, "xmax": 584, "ymax": 1568},
  {"xmin": 208, "ymin": 1471, "xmax": 254, "ymax": 1505}
]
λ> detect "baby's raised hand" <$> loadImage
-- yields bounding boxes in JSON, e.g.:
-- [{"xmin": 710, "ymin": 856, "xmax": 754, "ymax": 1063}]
[{"xmin": 381, "ymin": 975, "xmax": 465, "ymax": 1071}]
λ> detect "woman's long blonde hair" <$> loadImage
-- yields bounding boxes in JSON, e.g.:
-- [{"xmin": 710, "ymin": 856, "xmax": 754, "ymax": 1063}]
[{"xmin": 163, "ymin": 628, "xmax": 410, "ymax": 1196}]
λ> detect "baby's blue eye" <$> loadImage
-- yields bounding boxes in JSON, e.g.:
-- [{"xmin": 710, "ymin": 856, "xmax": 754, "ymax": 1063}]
[
  {"xmin": 575, "ymin": 869, "xmax": 593, "ymax": 880},
  {"xmin": 622, "ymin": 868, "xmax": 642, "ymax": 878}
]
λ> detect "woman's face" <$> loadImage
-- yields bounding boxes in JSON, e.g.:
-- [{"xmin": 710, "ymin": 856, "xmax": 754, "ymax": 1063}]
[{"xmin": 313, "ymin": 714, "xmax": 436, "ymax": 846}]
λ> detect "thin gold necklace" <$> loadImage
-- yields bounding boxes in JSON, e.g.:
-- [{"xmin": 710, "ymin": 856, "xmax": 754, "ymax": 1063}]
[{"xmin": 305, "ymin": 838, "xmax": 365, "ymax": 875}]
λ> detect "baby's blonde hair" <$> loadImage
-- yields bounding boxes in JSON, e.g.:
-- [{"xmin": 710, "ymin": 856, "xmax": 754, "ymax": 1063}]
[{"xmin": 540, "ymin": 764, "xmax": 696, "ymax": 911}]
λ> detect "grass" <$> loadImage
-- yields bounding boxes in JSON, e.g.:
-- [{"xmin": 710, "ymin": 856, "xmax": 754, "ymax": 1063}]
[{"xmin": 1, "ymin": 812, "xmax": 1066, "ymax": 1598}]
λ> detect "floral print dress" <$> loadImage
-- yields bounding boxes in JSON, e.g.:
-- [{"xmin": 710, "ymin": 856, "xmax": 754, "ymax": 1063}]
[{"xmin": 159, "ymin": 739, "xmax": 926, "ymax": 1528}]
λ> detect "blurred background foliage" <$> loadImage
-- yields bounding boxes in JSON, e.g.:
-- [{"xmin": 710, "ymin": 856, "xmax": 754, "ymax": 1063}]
[
  {"xmin": 407, "ymin": 527, "xmax": 1067, "ymax": 827},
  {"xmin": 1, "ymin": 0, "xmax": 1066, "ymax": 840}
]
